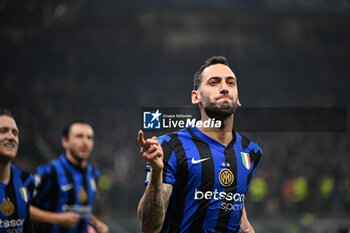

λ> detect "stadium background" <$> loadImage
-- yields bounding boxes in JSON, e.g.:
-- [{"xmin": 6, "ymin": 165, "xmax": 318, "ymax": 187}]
[{"xmin": 1, "ymin": 0, "xmax": 350, "ymax": 232}]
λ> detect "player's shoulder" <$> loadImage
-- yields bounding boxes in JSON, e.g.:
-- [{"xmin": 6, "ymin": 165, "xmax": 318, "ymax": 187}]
[
  {"xmin": 87, "ymin": 163, "xmax": 100, "ymax": 178},
  {"xmin": 10, "ymin": 164, "xmax": 35, "ymax": 186},
  {"xmin": 35, "ymin": 158, "xmax": 60, "ymax": 176},
  {"xmin": 158, "ymin": 128, "xmax": 189, "ymax": 146},
  {"xmin": 236, "ymin": 132, "xmax": 262, "ymax": 154},
  {"xmin": 10, "ymin": 163, "xmax": 22, "ymax": 174}
]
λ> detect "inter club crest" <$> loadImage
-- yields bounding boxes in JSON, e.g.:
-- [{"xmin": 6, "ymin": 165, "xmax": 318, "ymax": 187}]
[{"xmin": 1, "ymin": 198, "xmax": 14, "ymax": 216}]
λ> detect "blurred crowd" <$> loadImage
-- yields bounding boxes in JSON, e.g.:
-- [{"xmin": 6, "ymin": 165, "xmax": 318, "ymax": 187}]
[{"xmin": 1, "ymin": 0, "xmax": 349, "ymax": 222}]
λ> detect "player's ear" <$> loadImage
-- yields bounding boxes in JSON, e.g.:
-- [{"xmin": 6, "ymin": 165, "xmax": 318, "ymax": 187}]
[
  {"xmin": 237, "ymin": 97, "xmax": 241, "ymax": 107},
  {"xmin": 61, "ymin": 137, "xmax": 68, "ymax": 149},
  {"xmin": 192, "ymin": 90, "xmax": 201, "ymax": 104}
]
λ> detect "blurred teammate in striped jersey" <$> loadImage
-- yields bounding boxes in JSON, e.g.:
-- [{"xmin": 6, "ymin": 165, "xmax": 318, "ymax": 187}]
[{"xmin": 30, "ymin": 120, "xmax": 108, "ymax": 233}]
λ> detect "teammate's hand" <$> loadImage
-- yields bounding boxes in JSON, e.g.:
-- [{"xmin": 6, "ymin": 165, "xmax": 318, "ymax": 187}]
[
  {"xmin": 138, "ymin": 130, "xmax": 163, "ymax": 172},
  {"xmin": 56, "ymin": 212, "xmax": 80, "ymax": 228},
  {"xmin": 92, "ymin": 219, "xmax": 109, "ymax": 233}
]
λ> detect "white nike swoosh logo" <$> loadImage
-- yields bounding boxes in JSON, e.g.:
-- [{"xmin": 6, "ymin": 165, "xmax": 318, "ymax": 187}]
[
  {"xmin": 191, "ymin": 157, "xmax": 210, "ymax": 164},
  {"xmin": 61, "ymin": 184, "xmax": 73, "ymax": 192}
]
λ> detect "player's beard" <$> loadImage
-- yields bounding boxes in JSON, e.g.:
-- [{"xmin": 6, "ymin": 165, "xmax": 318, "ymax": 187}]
[
  {"xmin": 69, "ymin": 147, "xmax": 86, "ymax": 162},
  {"xmin": 202, "ymin": 96, "xmax": 238, "ymax": 120}
]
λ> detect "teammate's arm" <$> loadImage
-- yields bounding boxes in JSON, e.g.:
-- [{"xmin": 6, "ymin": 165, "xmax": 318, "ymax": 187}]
[
  {"xmin": 240, "ymin": 206, "xmax": 255, "ymax": 233},
  {"xmin": 30, "ymin": 205, "xmax": 80, "ymax": 228},
  {"xmin": 137, "ymin": 130, "xmax": 173, "ymax": 233}
]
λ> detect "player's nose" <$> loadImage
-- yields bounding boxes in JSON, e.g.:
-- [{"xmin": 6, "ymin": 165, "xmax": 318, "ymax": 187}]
[
  {"xmin": 5, "ymin": 131, "xmax": 16, "ymax": 141},
  {"xmin": 82, "ymin": 136, "xmax": 91, "ymax": 145},
  {"xmin": 218, "ymin": 81, "xmax": 230, "ymax": 93},
  {"xmin": 219, "ymin": 87, "xmax": 229, "ymax": 96}
]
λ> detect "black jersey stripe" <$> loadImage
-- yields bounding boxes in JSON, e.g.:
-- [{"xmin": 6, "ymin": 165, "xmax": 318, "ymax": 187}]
[
  {"xmin": 48, "ymin": 165, "xmax": 59, "ymax": 211},
  {"xmin": 160, "ymin": 138, "xmax": 174, "ymax": 233},
  {"xmin": 46, "ymin": 165, "xmax": 59, "ymax": 233},
  {"xmin": 187, "ymin": 128, "xmax": 216, "ymax": 233},
  {"xmin": 246, "ymin": 150, "xmax": 262, "ymax": 186},
  {"xmin": 76, "ymin": 170, "xmax": 89, "ymax": 232},
  {"xmin": 62, "ymin": 164, "xmax": 76, "ymax": 206},
  {"xmin": 5, "ymin": 169, "xmax": 18, "ymax": 221},
  {"xmin": 61, "ymin": 164, "xmax": 76, "ymax": 233},
  {"xmin": 162, "ymin": 138, "xmax": 175, "ymax": 184},
  {"xmin": 214, "ymin": 139, "xmax": 238, "ymax": 233},
  {"xmin": 240, "ymin": 134, "xmax": 251, "ymax": 151},
  {"xmin": 165, "ymin": 134, "xmax": 189, "ymax": 233},
  {"xmin": 20, "ymin": 170, "xmax": 30, "ymax": 183}
]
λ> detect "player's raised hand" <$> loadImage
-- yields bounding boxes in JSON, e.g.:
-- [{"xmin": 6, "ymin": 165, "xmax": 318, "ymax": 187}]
[
  {"xmin": 57, "ymin": 212, "xmax": 80, "ymax": 228},
  {"xmin": 138, "ymin": 130, "xmax": 163, "ymax": 171}
]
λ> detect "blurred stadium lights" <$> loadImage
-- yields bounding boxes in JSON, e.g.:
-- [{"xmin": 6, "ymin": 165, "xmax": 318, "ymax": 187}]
[
  {"xmin": 75, "ymin": 0, "xmax": 350, "ymax": 14},
  {"xmin": 53, "ymin": 4, "xmax": 67, "ymax": 18},
  {"xmin": 9, "ymin": 0, "xmax": 346, "ymax": 13}
]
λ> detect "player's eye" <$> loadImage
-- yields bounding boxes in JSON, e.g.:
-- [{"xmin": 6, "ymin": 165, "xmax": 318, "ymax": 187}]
[
  {"xmin": 209, "ymin": 80, "xmax": 218, "ymax": 85},
  {"xmin": 12, "ymin": 129, "xmax": 18, "ymax": 137},
  {"xmin": 227, "ymin": 81, "xmax": 235, "ymax": 86},
  {"xmin": 0, "ymin": 128, "xmax": 8, "ymax": 134}
]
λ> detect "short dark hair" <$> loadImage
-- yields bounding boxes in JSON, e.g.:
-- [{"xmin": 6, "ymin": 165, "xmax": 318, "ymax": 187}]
[
  {"xmin": 62, "ymin": 120, "xmax": 90, "ymax": 139},
  {"xmin": 193, "ymin": 56, "xmax": 229, "ymax": 90},
  {"xmin": 0, "ymin": 109, "xmax": 15, "ymax": 119}
]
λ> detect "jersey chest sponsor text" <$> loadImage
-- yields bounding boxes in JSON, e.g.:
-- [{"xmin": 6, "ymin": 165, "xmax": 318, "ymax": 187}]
[
  {"xmin": 0, "ymin": 218, "xmax": 25, "ymax": 230},
  {"xmin": 62, "ymin": 204, "xmax": 92, "ymax": 216},
  {"xmin": 194, "ymin": 189, "xmax": 245, "ymax": 202}
]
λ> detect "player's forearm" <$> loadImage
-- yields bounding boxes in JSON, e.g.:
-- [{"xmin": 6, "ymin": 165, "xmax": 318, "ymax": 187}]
[
  {"xmin": 30, "ymin": 205, "xmax": 61, "ymax": 224},
  {"xmin": 240, "ymin": 206, "xmax": 254, "ymax": 233},
  {"xmin": 241, "ymin": 206, "xmax": 248, "ymax": 222},
  {"xmin": 138, "ymin": 169, "xmax": 165, "ymax": 233},
  {"xmin": 30, "ymin": 205, "xmax": 81, "ymax": 228}
]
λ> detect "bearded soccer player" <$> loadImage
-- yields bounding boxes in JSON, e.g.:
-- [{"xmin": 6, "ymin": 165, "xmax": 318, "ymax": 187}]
[
  {"xmin": 137, "ymin": 56, "xmax": 263, "ymax": 233},
  {"xmin": 30, "ymin": 120, "xmax": 108, "ymax": 233},
  {"xmin": 0, "ymin": 110, "xmax": 35, "ymax": 233}
]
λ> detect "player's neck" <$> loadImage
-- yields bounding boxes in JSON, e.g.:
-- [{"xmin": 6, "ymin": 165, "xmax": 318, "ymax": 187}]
[
  {"xmin": 0, "ymin": 161, "xmax": 11, "ymax": 184},
  {"xmin": 65, "ymin": 152, "xmax": 87, "ymax": 169},
  {"xmin": 197, "ymin": 114, "xmax": 234, "ymax": 146}
]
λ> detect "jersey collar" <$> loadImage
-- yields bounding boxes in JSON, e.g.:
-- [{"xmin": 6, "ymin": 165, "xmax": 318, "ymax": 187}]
[{"xmin": 60, "ymin": 154, "xmax": 87, "ymax": 173}]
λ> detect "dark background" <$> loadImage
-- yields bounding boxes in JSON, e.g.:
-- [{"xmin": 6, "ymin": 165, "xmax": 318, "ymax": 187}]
[{"xmin": 1, "ymin": 0, "xmax": 350, "ymax": 232}]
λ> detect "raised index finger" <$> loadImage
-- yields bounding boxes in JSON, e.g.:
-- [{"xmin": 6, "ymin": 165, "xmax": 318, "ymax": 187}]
[{"xmin": 138, "ymin": 130, "xmax": 145, "ymax": 147}]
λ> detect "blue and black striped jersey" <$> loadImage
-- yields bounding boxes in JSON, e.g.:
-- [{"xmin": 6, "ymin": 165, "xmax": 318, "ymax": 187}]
[
  {"xmin": 157, "ymin": 126, "xmax": 262, "ymax": 233},
  {"xmin": 32, "ymin": 155, "xmax": 100, "ymax": 233},
  {"xmin": 0, "ymin": 164, "xmax": 34, "ymax": 233}
]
